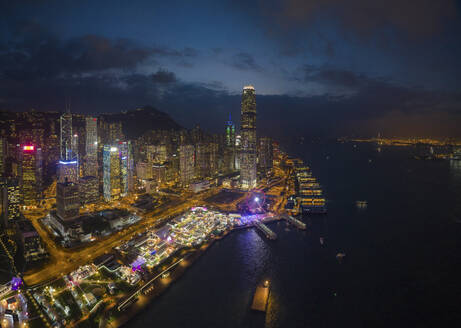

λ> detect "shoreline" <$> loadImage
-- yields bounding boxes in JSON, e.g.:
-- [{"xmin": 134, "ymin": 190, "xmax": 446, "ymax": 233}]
[{"xmin": 110, "ymin": 225, "xmax": 252, "ymax": 328}]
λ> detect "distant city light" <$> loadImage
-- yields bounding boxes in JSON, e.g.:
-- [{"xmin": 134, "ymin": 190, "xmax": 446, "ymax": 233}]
[
  {"xmin": 23, "ymin": 145, "xmax": 34, "ymax": 151},
  {"xmin": 59, "ymin": 160, "xmax": 77, "ymax": 165},
  {"xmin": 110, "ymin": 147, "xmax": 118, "ymax": 152},
  {"xmin": 94, "ymin": 141, "xmax": 98, "ymax": 145},
  {"xmin": 254, "ymin": 197, "xmax": 260, "ymax": 202}
]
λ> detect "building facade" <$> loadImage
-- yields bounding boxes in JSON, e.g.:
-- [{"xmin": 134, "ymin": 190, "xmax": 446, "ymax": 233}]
[
  {"xmin": 240, "ymin": 85, "xmax": 257, "ymax": 189},
  {"xmin": 103, "ymin": 145, "xmax": 121, "ymax": 201},
  {"xmin": 84, "ymin": 117, "xmax": 98, "ymax": 177},
  {"xmin": 56, "ymin": 181, "xmax": 80, "ymax": 220},
  {"xmin": 179, "ymin": 145, "xmax": 195, "ymax": 186}
]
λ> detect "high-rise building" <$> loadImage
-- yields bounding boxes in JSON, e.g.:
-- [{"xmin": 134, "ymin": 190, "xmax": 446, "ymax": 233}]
[
  {"xmin": 56, "ymin": 181, "xmax": 80, "ymax": 220},
  {"xmin": 258, "ymin": 137, "xmax": 273, "ymax": 172},
  {"xmin": 0, "ymin": 138, "xmax": 6, "ymax": 177},
  {"xmin": 119, "ymin": 141, "xmax": 134, "ymax": 195},
  {"xmin": 195, "ymin": 143, "xmax": 210, "ymax": 179},
  {"xmin": 136, "ymin": 162, "xmax": 153, "ymax": 180},
  {"xmin": 152, "ymin": 164, "xmax": 167, "ymax": 185},
  {"xmin": 240, "ymin": 85, "xmax": 257, "ymax": 189},
  {"xmin": 79, "ymin": 176, "xmax": 99, "ymax": 204},
  {"xmin": 179, "ymin": 145, "xmax": 195, "ymax": 186},
  {"xmin": 103, "ymin": 145, "xmax": 121, "ymax": 201},
  {"xmin": 225, "ymin": 114, "xmax": 236, "ymax": 148},
  {"xmin": 1, "ymin": 178, "xmax": 21, "ymax": 227},
  {"xmin": 58, "ymin": 160, "xmax": 78, "ymax": 183},
  {"xmin": 60, "ymin": 111, "xmax": 73, "ymax": 160},
  {"xmin": 147, "ymin": 144, "xmax": 168, "ymax": 164},
  {"xmin": 20, "ymin": 145, "xmax": 40, "ymax": 205},
  {"xmin": 85, "ymin": 117, "xmax": 98, "ymax": 177}
]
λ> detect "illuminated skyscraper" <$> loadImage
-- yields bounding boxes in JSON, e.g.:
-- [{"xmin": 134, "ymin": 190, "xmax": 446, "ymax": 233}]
[
  {"xmin": 240, "ymin": 85, "xmax": 257, "ymax": 189},
  {"xmin": 0, "ymin": 138, "xmax": 6, "ymax": 177},
  {"xmin": 224, "ymin": 115, "xmax": 236, "ymax": 172},
  {"xmin": 179, "ymin": 145, "xmax": 195, "ymax": 186},
  {"xmin": 57, "ymin": 160, "xmax": 78, "ymax": 183},
  {"xmin": 119, "ymin": 141, "xmax": 134, "ymax": 195},
  {"xmin": 258, "ymin": 137, "xmax": 273, "ymax": 173},
  {"xmin": 225, "ymin": 114, "xmax": 236, "ymax": 148},
  {"xmin": 60, "ymin": 111, "xmax": 73, "ymax": 160},
  {"xmin": 1, "ymin": 178, "xmax": 21, "ymax": 227},
  {"xmin": 56, "ymin": 181, "xmax": 80, "ymax": 220},
  {"xmin": 20, "ymin": 145, "xmax": 39, "ymax": 205},
  {"xmin": 85, "ymin": 117, "xmax": 98, "ymax": 177},
  {"xmin": 103, "ymin": 145, "xmax": 121, "ymax": 201}
]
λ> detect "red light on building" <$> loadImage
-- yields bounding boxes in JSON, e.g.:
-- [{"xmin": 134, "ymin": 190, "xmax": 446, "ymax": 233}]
[
  {"xmin": 93, "ymin": 118, "xmax": 97, "ymax": 121},
  {"xmin": 23, "ymin": 145, "xmax": 34, "ymax": 151}
]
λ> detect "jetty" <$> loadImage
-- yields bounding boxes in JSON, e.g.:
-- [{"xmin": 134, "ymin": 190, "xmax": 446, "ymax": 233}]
[
  {"xmin": 282, "ymin": 214, "xmax": 306, "ymax": 230},
  {"xmin": 251, "ymin": 281, "xmax": 270, "ymax": 312},
  {"xmin": 254, "ymin": 221, "xmax": 277, "ymax": 240}
]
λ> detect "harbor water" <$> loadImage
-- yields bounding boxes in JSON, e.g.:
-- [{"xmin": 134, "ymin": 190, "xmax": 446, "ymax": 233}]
[{"xmin": 127, "ymin": 141, "xmax": 461, "ymax": 327}]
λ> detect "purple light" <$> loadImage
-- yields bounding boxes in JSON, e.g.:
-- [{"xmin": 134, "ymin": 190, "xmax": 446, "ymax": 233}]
[
  {"xmin": 11, "ymin": 277, "xmax": 22, "ymax": 291},
  {"xmin": 254, "ymin": 197, "xmax": 260, "ymax": 202},
  {"xmin": 131, "ymin": 257, "xmax": 145, "ymax": 271}
]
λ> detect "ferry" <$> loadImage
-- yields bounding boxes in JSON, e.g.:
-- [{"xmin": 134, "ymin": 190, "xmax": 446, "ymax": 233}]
[{"xmin": 251, "ymin": 280, "xmax": 270, "ymax": 312}]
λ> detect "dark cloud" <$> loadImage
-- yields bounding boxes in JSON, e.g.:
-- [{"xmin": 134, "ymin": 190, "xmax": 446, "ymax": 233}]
[
  {"xmin": 0, "ymin": 34, "xmax": 155, "ymax": 80},
  {"xmin": 150, "ymin": 69, "xmax": 177, "ymax": 84},
  {"xmin": 261, "ymin": 0, "xmax": 457, "ymax": 39},
  {"xmin": 230, "ymin": 52, "xmax": 262, "ymax": 72}
]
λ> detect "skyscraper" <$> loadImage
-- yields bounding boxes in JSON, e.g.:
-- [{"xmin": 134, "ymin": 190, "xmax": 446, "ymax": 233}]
[
  {"xmin": 258, "ymin": 137, "xmax": 273, "ymax": 173},
  {"xmin": 119, "ymin": 141, "xmax": 134, "ymax": 195},
  {"xmin": 60, "ymin": 111, "xmax": 73, "ymax": 161},
  {"xmin": 56, "ymin": 181, "xmax": 80, "ymax": 220},
  {"xmin": 85, "ymin": 117, "xmax": 98, "ymax": 177},
  {"xmin": 59, "ymin": 110, "xmax": 79, "ymax": 182},
  {"xmin": 0, "ymin": 138, "xmax": 6, "ymax": 177},
  {"xmin": 179, "ymin": 145, "xmax": 195, "ymax": 186},
  {"xmin": 224, "ymin": 115, "xmax": 236, "ymax": 172},
  {"xmin": 20, "ymin": 145, "xmax": 40, "ymax": 205},
  {"xmin": 240, "ymin": 85, "xmax": 257, "ymax": 189},
  {"xmin": 103, "ymin": 145, "xmax": 121, "ymax": 201},
  {"xmin": 1, "ymin": 178, "xmax": 21, "ymax": 227}
]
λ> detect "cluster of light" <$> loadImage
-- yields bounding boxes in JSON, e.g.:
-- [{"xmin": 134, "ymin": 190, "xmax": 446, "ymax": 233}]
[
  {"xmin": 59, "ymin": 160, "xmax": 77, "ymax": 165},
  {"xmin": 23, "ymin": 145, "xmax": 34, "ymax": 151},
  {"xmin": 110, "ymin": 147, "xmax": 118, "ymax": 152},
  {"xmin": 11, "ymin": 277, "xmax": 22, "ymax": 291}
]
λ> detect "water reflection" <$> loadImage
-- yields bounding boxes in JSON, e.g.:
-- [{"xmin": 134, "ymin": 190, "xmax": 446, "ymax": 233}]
[{"xmin": 449, "ymin": 159, "xmax": 461, "ymax": 180}]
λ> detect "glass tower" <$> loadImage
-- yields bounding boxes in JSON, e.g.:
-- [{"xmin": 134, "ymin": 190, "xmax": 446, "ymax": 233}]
[{"xmin": 240, "ymin": 85, "xmax": 257, "ymax": 189}]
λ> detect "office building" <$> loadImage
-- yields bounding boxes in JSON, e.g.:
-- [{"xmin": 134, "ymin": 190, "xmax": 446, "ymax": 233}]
[
  {"xmin": 240, "ymin": 85, "xmax": 257, "ymax": 189},
  {"xmin": 1, "ymin": 178, "xmax": 21, "ymax": 227},
  {"xmin": 60, "ymin": 111, "xmax": 73, "ymax": 160},
  {"xmin": 85, "ymin": 117, "xmax": 98, "ymax": 177},
  {"xmin": 119, "ymin": 141, "xmax": 134, "ymax": 195},
  {"xmin": 258, "ymin": 137, "xmax": 273, "ymax": 172},
  {"xmin": 56, "ymin": 181, "xmax": 80, "ymax": 220},
  {"xmin": 103, "ymin": 145, "xmax": 121, "ymax": 201},
  {"xmin": 179, "ymin": 145, "xmax": 194, "ymax": 186},
  {"xmin": 58, "ymin": 160, "xmax": 79, "ymax": 183},
  {"xmin": 16, "ymin": 219, "xmax": 48, "ymax": 264},
  {"xmin": 20, "ymin": 145, "xmax": 40, "ymax": 205},
  {"xmin": 79, "ymin": 176, "xmax": 99, "ymax": 204}
]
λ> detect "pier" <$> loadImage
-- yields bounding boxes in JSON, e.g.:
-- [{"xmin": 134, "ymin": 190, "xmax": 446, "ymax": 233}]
[
  {"xmin": 254, "ymin": 221, "xmax": 277, "ymax": 240},
  {"xmin": 282, "ymin": 214, "xmax": 306, "ymax": 230},
  {"xmin": 251, "ymin": 282, "xmax": 270, "ymax": 312}
]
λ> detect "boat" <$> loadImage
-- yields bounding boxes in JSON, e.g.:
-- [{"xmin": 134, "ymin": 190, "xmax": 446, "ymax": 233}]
[
  {"xmin": 251, "ymin": 280, "xmax": 270, "ymax": 312},
  {"xmin": 336, "ymin": 252, "xmax": 346, "ymax": 261}
]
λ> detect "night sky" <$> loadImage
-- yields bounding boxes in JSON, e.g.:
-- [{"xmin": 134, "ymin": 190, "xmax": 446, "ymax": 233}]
[{"xmin": 1, "ymin": 0, "xmax": 461, "ymax": 138}]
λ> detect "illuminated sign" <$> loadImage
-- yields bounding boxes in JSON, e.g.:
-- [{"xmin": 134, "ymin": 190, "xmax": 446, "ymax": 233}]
[
  {"xmin": 23, "ymin": 145, "xmax": 34, "ymax": 151},
  {"xmin": 59, "ymin": 160, "xmax": 78, "ymax": 165}
]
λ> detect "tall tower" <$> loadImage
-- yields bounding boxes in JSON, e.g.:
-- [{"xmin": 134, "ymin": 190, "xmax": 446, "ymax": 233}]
[
  {"xmin": 20, "ymin": 145, "xmax": 39, "ymax": 205},
  {"xmin": 85, "ymin": 117, "xmax": 98, "ymax": 177},
  {"xmin": 60, "ymin": 110, "xmax": 73, "ymax": 161},
  {"xmin": 103, "ymin": 145, "xmax": 121, "ymax": 201},
  {"xmin": 225, "ymin": 114, "xmax": 236, "ymax": 172},
  {"xmin": 240, "ymin": 85, "xmax": 257, "ymax": 189},
  {"xmin": 179, "ymin": 145, "xmax": 195, "ymax": 186}
]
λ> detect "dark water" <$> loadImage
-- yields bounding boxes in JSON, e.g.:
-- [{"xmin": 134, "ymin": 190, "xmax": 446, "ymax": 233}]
[{"xmin": 127, "ymin": 142, "xmax": 461, "ymax": 327}]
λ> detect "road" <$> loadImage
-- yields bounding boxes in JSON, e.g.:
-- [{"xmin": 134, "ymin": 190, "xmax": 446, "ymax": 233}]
[{"xmin": 22, "ymin": 187, "xmax": 222, "ymax": 286}]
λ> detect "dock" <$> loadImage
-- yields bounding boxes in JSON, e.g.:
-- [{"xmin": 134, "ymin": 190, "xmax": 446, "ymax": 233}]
[
  {"xmin": 254, "ymin": 221, "xmax": 277, "ymax": 240},
  {"xmin": 251, "ymin": 284, "xmax": 270, "ymax": 312},
  {"xmin": 282, "ymin": 214, "xmax": 306, "ymax": 230}
]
